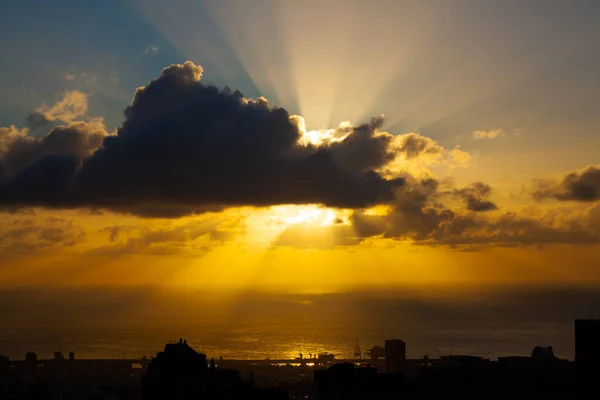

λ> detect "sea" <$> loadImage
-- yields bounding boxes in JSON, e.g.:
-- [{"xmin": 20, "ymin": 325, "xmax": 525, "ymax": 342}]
[
  {"xmin": 0, "ymin": 320, "xmax": 578, "ymax": 361},
  {"xmin": 0, "ymin": 285, "xmax": 597, "ymax": 361}
]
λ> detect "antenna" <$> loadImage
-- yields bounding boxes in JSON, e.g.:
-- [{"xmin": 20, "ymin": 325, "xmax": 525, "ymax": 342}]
[{"xmin": 353, "ymin": 337, "xmax": 362, "ymax": 360}]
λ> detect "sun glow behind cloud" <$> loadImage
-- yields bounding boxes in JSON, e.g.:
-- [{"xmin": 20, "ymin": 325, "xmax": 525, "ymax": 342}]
[
  {"xmin": 270, "ymin": 205, "xmax": 340, "ymax": 227},
  {"xmin": 241, "ymin": 205, "xmax": 353, "ymax": 251},
  {"xmin": 293, "ymin": 115, "xmax": 352, "ymax": 146}
]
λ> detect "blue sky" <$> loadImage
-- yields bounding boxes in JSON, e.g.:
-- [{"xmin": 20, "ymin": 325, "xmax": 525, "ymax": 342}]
[{"xmin": 0, "ymin": 0, "xmax": 178, "ymax": 128}]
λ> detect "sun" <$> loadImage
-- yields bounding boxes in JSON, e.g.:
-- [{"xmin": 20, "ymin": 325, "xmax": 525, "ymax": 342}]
[
  {"xmin": 270, "ymin": 205, "xmax": 339, "ymax": 227},
  {"xmin": 242, "ymin": 205, "xmax": 352, "ymax": 249},
  {"xmin": 293, "ymin": 115, "xmax": 353, "ymax": 147},
  {"xmin": 301, "ymin": 129, "xmax": 336, "ymax": 146}
]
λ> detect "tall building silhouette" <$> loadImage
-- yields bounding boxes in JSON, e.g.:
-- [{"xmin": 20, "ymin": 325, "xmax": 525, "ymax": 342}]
[
  {"xmin": 384, "ymin": 339, "xmax": 406, "ymax": 373},
  {"xmin": 0, "ymin": 355, "xmax": 9, "ymax": 374},
  {"xmin": 575, "ymin": 318, "xmax": 600, "ymax": 389},
  {"xmin": 575, "ymin": 319, "xmax": 600, "ymax": 365},
  {"xmin": 142, "ymin": 339, "xmax": 208, "ymax": 399}
]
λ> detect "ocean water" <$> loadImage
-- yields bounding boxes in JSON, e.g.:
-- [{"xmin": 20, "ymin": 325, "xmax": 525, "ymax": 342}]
[
  {"xmin": 0, "ymin": 286, "xmax": 596, "ymax": 361},
  {"xmin": 0, "ymin": 321, "xmax": 576, "ymax": 361}
]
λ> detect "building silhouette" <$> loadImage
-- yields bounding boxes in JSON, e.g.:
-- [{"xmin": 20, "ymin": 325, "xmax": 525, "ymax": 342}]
[
  {"xmin": 0, "ymin": 355, "xmax": 9, "ymax": 372},
  {"xmin": 314, "ymin": 363, "xmax": 373, "ymax": 400},
  {"xmin": 575, "ymin": 318, "xmax": 600, "ymax": 391},
  {"xmin": 314, "ymin": 362, "xmax": 410, "ymax": 400},
  {"xmin": 25, "ymin": 352, "xmax": 37, "ymax": 364},
  {"xmin": 366, "ymin": 345, "xmax": 385, "ymax": 364},
  {"xmin": 142, "ymin": 339, "xmax": 288, "ymax": 400},
  {"xmin": 142, "ymin": 338, "xmax": 208, "ymax": 399},
  {"xmin": 575, "ymin": 319, "xmax": 600, "ymax": 366},
  {"xmin": 384, "ymin": 339, "xmax": 406, "ymax": 373},
  {"xmin": 531, "ymin": 345, "xmax": 556, "ymax": 362}
]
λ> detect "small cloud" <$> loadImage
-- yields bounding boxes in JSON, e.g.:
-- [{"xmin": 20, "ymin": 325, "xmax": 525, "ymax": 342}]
[
  {"xmin": 61, "ymin": 72, "xmax": 97, "ymax": 85},
  {"xmin": 23, "ymin": 90, "xmax": 91, "ymax": 135},
  {"xmin": 473, "ymin": 129, "xmax": 504, "ymax": 139},
  {"xmin": 33, "ymin": 90, "xmax": 89, "ymax": 125},
  {"xmin": 80, "ymin": 73, "xmax": 97, "ymax": 84},
  {"xmin": 449, "ymin": 146, "xmax": 471, "ymax": 167},
  {"xmin": 143, "ymin": 45, "xmax": 159, "ymax": 56}
]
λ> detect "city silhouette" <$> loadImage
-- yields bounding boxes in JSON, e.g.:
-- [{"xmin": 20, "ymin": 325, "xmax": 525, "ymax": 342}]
[{"xmin": 0, "ymin": 319, "xmax": 598, "ymax": 398}]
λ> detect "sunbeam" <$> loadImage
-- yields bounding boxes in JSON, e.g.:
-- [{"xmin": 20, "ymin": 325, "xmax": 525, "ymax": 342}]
[{"xmin": 131, "ymin": 0, "xmax": 595, "ymax": 141}]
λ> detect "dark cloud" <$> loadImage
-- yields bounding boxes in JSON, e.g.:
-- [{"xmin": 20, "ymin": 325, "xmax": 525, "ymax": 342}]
[
  {"xmin": 352, "ymin": 205, "xmax": 600, "ymax": 249},
  {"xmin": 352, "ymin": 177, "xmax": 454, "ymax": 241},
  {"xmin": 0, "ymin": 61, "xmax": 403, "ymax": 216},
  {"xmin": 329, "ymin": 116, "xmax": 395, "ymax": 172},
  {"xmin": 452, "ymin": 182, "xmax": 498, "ymax": 212},
  {"xmin": 426, "ymin": 209, "xmax": 600, "ymax": 248},
  {"xmin": 101, "ymin": 225, "xmax": 135, "ymax": 243},
  {"xmin": 0, "ymin": 216, "xmax": 85, "ymax": 253},
  {"xmin": 532, "ymin": 166, "xmax": 600, "ymax": 202},
  {"xmin": 349, "ymin": 176, "xmax": 600, "ymax": 249},
  {"xmin": 351, "ymin": 178, "xmax": 497, "ymax": 243},
  {"xmin": 0, "ymin": 121, "xmax": 105, "ymax": 179}
]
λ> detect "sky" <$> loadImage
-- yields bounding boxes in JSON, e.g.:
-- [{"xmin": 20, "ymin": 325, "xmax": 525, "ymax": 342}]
[{"xmin": 1, "ymin": 0, "xmax": 600, "ymax": 305}]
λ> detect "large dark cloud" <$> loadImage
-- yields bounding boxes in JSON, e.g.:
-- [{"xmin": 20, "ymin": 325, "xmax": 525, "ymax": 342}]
[
  {"xmin": 0, "ymin": 61, "xmax": 405, "ymax": 216},
  {"xmin": 532, "ymin": 166, "xmax": 600, "ymax": 202}
]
